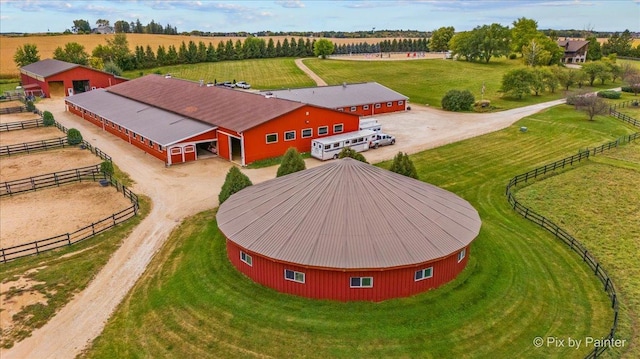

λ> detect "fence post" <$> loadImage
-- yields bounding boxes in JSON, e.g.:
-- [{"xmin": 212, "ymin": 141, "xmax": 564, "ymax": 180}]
[
  {"xmin": 91, "ymin": 222, "xmax": 95, "ymax": 235},
  {"xmin": 113, "ymin": 213, "xmax": 117, "ymax": 226},
  {"xmin": 594, "ymin": 262, "xmax": 599, "ymax": 275},
  {"xmin": 67, "ymin": 233, "xmax": 71, "ymax": 246},
  {"xmin": 35, "ymin": 240, "xmax": 39, "ymax": 254},
  {"xmin": 1, "ymin": 249, "xmax": 5, "ymax": 263}
]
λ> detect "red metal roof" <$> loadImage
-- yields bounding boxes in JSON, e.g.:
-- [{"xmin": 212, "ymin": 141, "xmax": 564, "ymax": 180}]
[
  {"xmin": 106, "ymin": 75, "xmax": 305, "ymax": 132},
  {"xmin": 217, "ymin": 158, "xmax": 481, "ymax": 269}
]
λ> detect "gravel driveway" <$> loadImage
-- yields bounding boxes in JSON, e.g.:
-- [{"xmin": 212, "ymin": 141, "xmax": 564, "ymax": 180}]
[{"xmin": 2, "ymin": 96, "xmax": 565, "ymax": 359}]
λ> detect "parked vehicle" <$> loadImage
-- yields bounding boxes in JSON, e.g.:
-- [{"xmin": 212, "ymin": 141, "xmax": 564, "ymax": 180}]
[
  {"xmin": 359, "ymin": 118, "xmax": 381, "ymax": 133},
  {"xmin": 311, "ymin": 130, "xmax": 375, "ymax": 160},
  {"xmin": 370, "ymin": 133, "xmax": 395, "ymax": 148},
  {"xmin": 235, "ymin": 81, "xmax": 251, "ymax": 89},
  {"xmin": 220, "ymin": 81, "xmax": 235, "ymax": 88}
]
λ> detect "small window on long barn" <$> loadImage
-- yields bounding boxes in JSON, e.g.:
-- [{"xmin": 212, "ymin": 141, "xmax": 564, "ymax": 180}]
[
  {"xmin": 266, "ymin": 133, "xmax": 278, "ymax": 144},
  {"xmin": 285, "ymin": 130, "xmax": 295, "ymax": 141},
  {"xmin": 302, "ymin": 128, "xmax": 312, "ymax": 138},
  {"xmin": 458, "ymin": 248, "xmax": 466, "ymax": 263},
  {"xmin": 334, "ymin": 124, "xmax": 343, "ymax": 133},
  {"xmin": 318, "ymin": 126, "xmax": 328, "ymax": 135}
]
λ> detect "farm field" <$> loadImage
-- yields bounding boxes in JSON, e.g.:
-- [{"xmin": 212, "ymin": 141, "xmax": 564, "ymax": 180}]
[
  {"xmin": 123, "ymin": 58, "xmax": 316, "ymax": 89},
  {"xmin": 0, "ymin": 147, "xmax": 101, "ymax": 182},
  {"xmin": 516, "ymin": 142, "xmax": 640, "ymax": 359},
  {"xmin": 0, "ymin": 34, "xmax": 418, "ymax": 77},
  {"xmin": 0, "ymin": 112, "xmax": 38, "ymax": 124},
  {"xmin": 83, "ymin": 105, "xmax": 637, "ymax": 358}
]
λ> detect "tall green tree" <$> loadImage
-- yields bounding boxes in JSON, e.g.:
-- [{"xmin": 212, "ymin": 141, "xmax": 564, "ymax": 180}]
[
  {"xmin": 53, "ymin": 42, "xmax": 89, "ymax": 65},
  {"xmin": 474, "ymin": 23, "xmax": 511, "ymax": 63},
  {"xmin": 266, "ymin": 38, "xmax": 276, "ymax": 58},
  {"xmin": 313, "ymin": 39, "xmax": 335, "ymax": 59},
  {"xmin": 219, "ymin": 167, "xmax": 253, "ymax": 205},
  {"xmin": 276, "ymin": 148, "xmax": 306, "ymax": 177},
  {"xmin": 511, "ymin": 17, "xmax": 538, "ymax": 56},
  {"xmin": 430, "ymin": 26, "xmax": 455, "ymax": 52},
  {"xmin": 581, "ymin": 62, "xmax": 608, "ymax": 86},
  {"xmin": 13, "ymin": 43, "xmax": 40, "ymax": 67},
  {"xmin": 602, "ymin": 30, "xmax": 633, "ymax": 56},
  {"xmin": 522, "ymin": 39, "xmax": 550, "ymax": 67},
  {"xmin": 389, "ymin": 152, "xmax": 418, "ymax": 179},
  {"xmin": 72, "ymin": 19, "xmax": 91, "ymax": 34},
  {"xmin": 501, "ymin": 68, "xmax": 534, "ymax": 99},
  {"xmin": 449, "ymin": 31, "xmax": 478, "ymax": 61},
  {"xmin": 586, "ymin": 36, "xmax": 602, "ymax": 61},
  {"xmin": 113, "ymin": 20, "xmax": 130, "ymax": 33},
  {"xmin": 106, "ymin": 33, "xmax": 135, "ymax": 70}
]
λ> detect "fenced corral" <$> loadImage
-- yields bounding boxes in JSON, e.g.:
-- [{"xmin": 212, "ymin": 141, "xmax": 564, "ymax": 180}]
[
  {"xmin": 609, "ymin": 102, "xmax": 640, "ymax": 127},
  {"xmin": 506, "ymin": 112, "xmax": 639, "ymax": 359},
  {"xmin": 1, "ymin": 91, "xmax": 25, "ymax": 101},
  {"xmin": 0, "ymin": 118, "xmax": 45, "ymax": 131},
  {"xmin": 0, "ymin": 164, "xmax": 101, "ymax": 196},
  {"xmin": 0, "ymin": 106, "xmax": 28, "ymax": 115},
  {"xmin": 0, "ymin": 171, "xmax": 139, "ymax": 263}
]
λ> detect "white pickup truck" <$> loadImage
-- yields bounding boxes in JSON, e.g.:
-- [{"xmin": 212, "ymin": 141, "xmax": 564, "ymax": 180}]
[{"xmin": 370, "ymin": 133, "xmax": 395, "ymax": 149}]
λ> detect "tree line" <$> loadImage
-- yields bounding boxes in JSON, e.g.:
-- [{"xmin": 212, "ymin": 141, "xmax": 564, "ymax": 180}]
[{"xmin": 68, "ymin": 18, "xmax": 178, "ymax": 35}]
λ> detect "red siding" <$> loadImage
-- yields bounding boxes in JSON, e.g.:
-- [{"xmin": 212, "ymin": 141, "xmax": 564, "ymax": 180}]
[
  {"xmin": 339, "ymin": 100, "xmax": 407, "ymax": 117},
  {"xmin": 226, "ymin": 240, "xmax": 470, "ymax": 302},
  {"xmin": 23, "ymin": 67, "xmax": 126, "ymax": 98},
  {"xmin": 242, "ymin": 105, "xmax": 359, "ymax": 165},
  {"xmin": 216, "ymin": 131, "xmax": 231, "ymax": 161},
  {"xmin": 177, "ymin": 129, "xmax": 218, "ymax": 144}
]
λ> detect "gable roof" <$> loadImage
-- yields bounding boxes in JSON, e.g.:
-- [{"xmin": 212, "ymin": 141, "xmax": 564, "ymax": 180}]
[
  {"xmin": 65, "ymin": 89, "xmax": 215, "ymax": 146},
  {"xmin": 217, "ymin": 158, "xmax": 481, "ymax": 269},
  {"xmin": 262, "ymin": 82, "xmax": 409, "ymax": 109},
  {"xmin": 21, "ymin": 59, "xmax": 79, "ymax": 78},
  {"xmin": 557, "ymin": 40, "xmax": 589, "ymax": 53},
  {"xmin": 106, "ymin": 75, "xmax": 306, "ymax": 133}
]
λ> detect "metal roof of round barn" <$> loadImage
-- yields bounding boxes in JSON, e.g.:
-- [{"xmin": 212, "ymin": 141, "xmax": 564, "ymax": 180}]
[{"xmin": 216, "ymin": 158, "xmax": 481, "ymax": 269}]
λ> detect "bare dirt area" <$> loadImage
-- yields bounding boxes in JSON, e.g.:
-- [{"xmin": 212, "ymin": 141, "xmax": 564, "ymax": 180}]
[
  {"xmin": 0, "ymin": 147, "xmax": 102, "ymax": 182},
  {"xmin": 0, "ymin": 182, "xmax": 132, "ymax": 248},
  {"xmin": 1, "ymin": 267, "xmax": 50, "ymax": 347},
  {"xmin": 0, "ymin": 127, "xmax": 64, "ymax": 146},
  {"xmin": 0, "ymin": 101, "xmax": 23, "ymax": 109},
  {"xmin": 0, "ymin": 112, "xmax": 40, "ymax": 124},
  {"xmin": 2, "ymin": 92, "xmax": 567, "ymax": 358}
]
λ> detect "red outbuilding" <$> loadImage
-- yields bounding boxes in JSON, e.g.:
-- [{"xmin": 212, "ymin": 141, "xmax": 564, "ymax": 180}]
[
  {"xmin": 20, "ymin": 59, "xmax": 127, "ymax": 98},
  {"xmin": 65, "ymin": 75, "xmax": 360, "ymax": 166},
  {"xmin": 217, "ymin": 158, "xmax": 482, "ymax": 302},
  {"xmin": 263, "ymin": 82, "xmax": 409, "ymax": 116}
]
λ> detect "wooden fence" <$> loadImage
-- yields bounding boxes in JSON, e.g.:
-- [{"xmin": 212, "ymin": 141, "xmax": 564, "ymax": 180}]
[
  {"xmin": 506, "ymin": 111, "xmax": 639, "ymax": 359},
  {"xmin": 0, "ymin": 118, "xmax": 45, "ymax": 132},
  {"xmin": 0, "ymin": 164, "xmax": 101, "ymax": 196},
  {"xmin": 0, "ymin": 121, "xmax": 111, "ymax": 162},
  {"xmin": 0, "ymin": 106, "xmax": 28, "ymax": 115},
  {"xmin": 0, "ymin": 171, "xmax": 139, "ymax": 263}
]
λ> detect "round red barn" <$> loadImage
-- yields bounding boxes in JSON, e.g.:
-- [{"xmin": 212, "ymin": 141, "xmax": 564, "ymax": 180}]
[{"xmin": 216, "ymin": 158, "xmax": 481, "ymax": 302}]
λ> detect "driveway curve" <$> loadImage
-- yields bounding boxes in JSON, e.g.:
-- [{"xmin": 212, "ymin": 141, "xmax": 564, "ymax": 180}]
[
  {"xmin": 295, "ymin": 58, "xmax": 327, "ymax": 86},
  {"xmin": 2, "ymin": 96, "xmax": 566, "ymax": 359}
]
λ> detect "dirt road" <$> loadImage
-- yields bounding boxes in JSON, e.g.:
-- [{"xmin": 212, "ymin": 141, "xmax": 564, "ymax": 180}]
[
  {"xmin": 295, "ymin": 58, "xmax": 327, "ymax": 86},
  {"xmin": 1, "ymin": 95, "xmax": 565, "ymax": 359}
]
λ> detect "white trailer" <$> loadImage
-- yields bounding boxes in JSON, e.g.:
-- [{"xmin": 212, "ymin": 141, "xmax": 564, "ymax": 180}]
[
  {"xmin": 359, "ymin": 118, "xmax": 381, "ymax": 133},
  {"xmin": 311, "ymin": 130, "xmax": 376, "ymax": 160}
]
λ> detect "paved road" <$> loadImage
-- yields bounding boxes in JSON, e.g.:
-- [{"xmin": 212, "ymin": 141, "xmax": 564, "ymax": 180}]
[{"xmin": 2, "ymin": 94, "xmax": 567, "ymax": 358}]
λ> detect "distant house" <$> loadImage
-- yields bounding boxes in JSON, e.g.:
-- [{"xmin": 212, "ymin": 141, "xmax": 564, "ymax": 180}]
[
  {"xmin": 262, "ymin": 82, "xmax": 409, "ymax": 116},
  {"xmin": 20, "ymin": 59, "xmax": 127, "ymax": 98},
  {"xmin": 557, "ymin": 40, "xmax": 589, "ymax": 64},
  {"xmin": 92, "ymin": 25, "xmax": 114, "ymax": 34}
]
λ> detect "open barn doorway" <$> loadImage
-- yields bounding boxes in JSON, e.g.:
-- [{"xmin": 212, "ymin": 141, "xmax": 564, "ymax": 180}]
[
  {"xmin": 196, "ymin": 140, "xmax": 218, "ymax": 159},
  {"xmin": 230, "ymin": 137, "xmax": 242, "ymax": 164}
]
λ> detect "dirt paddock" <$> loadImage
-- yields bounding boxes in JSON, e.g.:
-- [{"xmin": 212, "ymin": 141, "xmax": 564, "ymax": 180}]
[
  {"xmin": 0, "ymin": 126, "xmax": 64, "ymax": 146},
  {"xmin": 0, "ymin": 100, "xmax": 23, "ymax": 109},
  {"xmin": 0, "ymin": 182, "xmax": 133, "ymax": 249},
  {"xmin": 0, "ymin": 112, "xmax": 39, "ymax": 124},
  {"xmin": 0, "ymin": 147, "xmax": 102, "ymax": 182}
]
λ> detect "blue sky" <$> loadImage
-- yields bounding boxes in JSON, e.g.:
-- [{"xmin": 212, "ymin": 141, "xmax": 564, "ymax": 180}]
[{"xmin": 0, "ymin": 0, "xmax": 638, "ymax": 34}]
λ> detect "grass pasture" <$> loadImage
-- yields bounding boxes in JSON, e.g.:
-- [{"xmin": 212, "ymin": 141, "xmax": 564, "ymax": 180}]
[
  {"xmin": 83, "ymin": 106, "xmax": 637, "ymax": 359},
  {"xmin": 304, "ymin": 57, "xmax": 626, "ymax": 111},
  {"xmin": 123, "ymin": 58, "xmax": 316, "ymax": 90},
  {"xmin": 516, "ymin": 144, "xmax": 640, "ymax": 358}
]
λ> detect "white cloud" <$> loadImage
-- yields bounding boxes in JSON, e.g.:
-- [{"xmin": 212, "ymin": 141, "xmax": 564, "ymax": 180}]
[{"xmin": 276, "ymin": 0, "xmax": 305, "ymax": 8}]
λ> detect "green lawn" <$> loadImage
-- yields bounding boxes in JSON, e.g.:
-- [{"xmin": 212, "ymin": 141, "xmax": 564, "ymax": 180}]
[
  {"xmin": 0, "ymin": 196, "xmax": 150, "ymax": 349},
  {"xmin": 303, "ymin": 57, "xmax": 622, "ymax": 110},
  {"xmin": 122, "ymin": 58, "xmax": 316, "ymax": 90},
  {"xmin": 516, "ymin": 143, "xmax": 640, "ymax": 359},
  {"xmin": 84, "ymin": 105, "xmax": 637, "ymax": 359}
]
